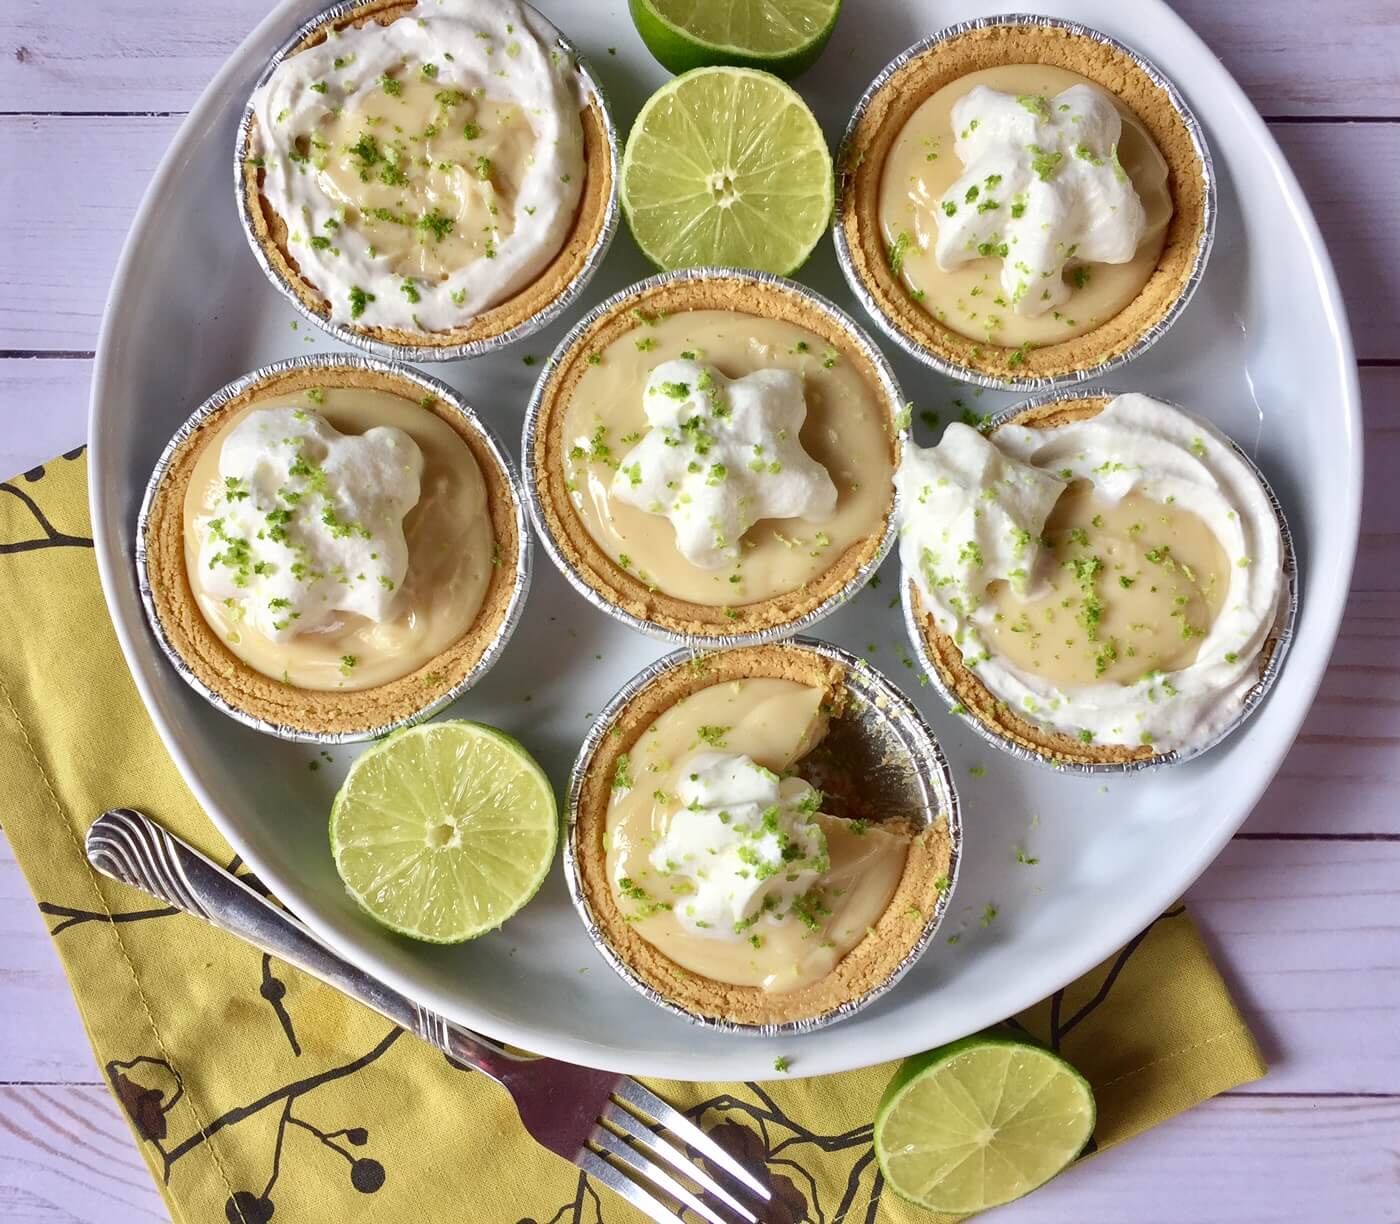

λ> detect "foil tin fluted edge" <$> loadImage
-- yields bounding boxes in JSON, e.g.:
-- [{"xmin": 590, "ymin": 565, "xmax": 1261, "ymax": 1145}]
[
  {"xmin": 233, "ymin": 0, "xmax": 622, "ymax": 364},
  {"xmin": 134, "ymin": 353, "xmax": 533, "ymax": 745},
  {"xmin": 521, "ymin": 266, "xmax": 910, "ymax": 649},
  {"xmin": 562, "ymin": 637, "xmax": 963, "ymax": 1036},
  {"xmin": 832, "ymin": 12, "xmax": 1219, "ymax": 393},
  {"xmin": 900, "ymin": 388, "xmax": 1300, "ymax": 775}
]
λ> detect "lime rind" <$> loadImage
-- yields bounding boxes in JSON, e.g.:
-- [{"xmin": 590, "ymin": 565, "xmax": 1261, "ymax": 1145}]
[
  {"xmin": 874, "ymin": 1034, "xmax": 1096, "ymax": 1213},
  {"xmin": 329, "ymin": 721, "xmax": 559, "ymax": 943},
  {"xmin": 620, "ymin": 66, "xmax": 833, "ymax": 276},
  {"xmin": 630, "ymin": 0, "xmax": 842, "ymax": 79}
]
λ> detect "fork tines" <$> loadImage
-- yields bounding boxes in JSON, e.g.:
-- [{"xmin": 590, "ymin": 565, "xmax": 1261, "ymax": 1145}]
[{"xmin": 579, "ymin": 1076, "xmax": 771, "ymax": 1224}]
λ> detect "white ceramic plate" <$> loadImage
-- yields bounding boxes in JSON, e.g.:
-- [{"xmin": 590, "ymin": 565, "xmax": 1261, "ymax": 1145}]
[{"xmin": 90, "ymin": 0, "xmax": 1360, "ymax": 1080}]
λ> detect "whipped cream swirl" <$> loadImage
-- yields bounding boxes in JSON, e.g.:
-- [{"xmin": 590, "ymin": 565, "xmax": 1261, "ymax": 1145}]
[
  {"xmin": 646, "ymin": 752, "xmax": 830, "ymax": 939},
  {"xmin": 934, "ymin": 84, "xmax": 1147, "ymax": 319},
  {"xmin": 899, "ymin": 394, "xmax": 1285, "ymax": 750},
  {"xmin": 195, "ymin": 408, "xmax": 422, "ymax": 642},
  {"xmin": 609, "ymin": 359, "xmax": 838, "ymax": 569}
]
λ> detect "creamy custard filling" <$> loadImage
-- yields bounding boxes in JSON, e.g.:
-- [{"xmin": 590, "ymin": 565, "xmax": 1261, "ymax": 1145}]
[
  {"xmin": 605, "ymin": 678, "xmax": 909, "ymax": 992},
  {"xmin": 878, "ymin": 65, "xmax": 1172, "ymax": 348},
  {"xmin": 249, "ymin": 0, "xmax": 584, "ymax": 332},
  {"xmin": 184, "ymin": 388, "xmax": 494, "ymax": 691},
  {"xmin": 314, "ymin": 81, "xmax": 537, "ymax": 283},
  {"xmin": 898, "ymin": 395, "xmax": 1284, "ymax": 750},
  {"xmin": 560, "ymin": 310, "xmax": 893, "ymax": 605},
  {"xmin": 982, "ymin": 485, "xmax": 1229, "ymax": 687}
]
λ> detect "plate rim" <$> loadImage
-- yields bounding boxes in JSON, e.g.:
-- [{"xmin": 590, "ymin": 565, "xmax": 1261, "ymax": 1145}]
[{"xmin": 88, "ymin": 0, "xmax": 1363, "ymax": 1081}]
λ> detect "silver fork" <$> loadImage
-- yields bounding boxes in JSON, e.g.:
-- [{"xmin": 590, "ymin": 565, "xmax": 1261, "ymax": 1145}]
[{"xmin": 85, "ymin": 808, "xmax": 771, "ymax": 1224}]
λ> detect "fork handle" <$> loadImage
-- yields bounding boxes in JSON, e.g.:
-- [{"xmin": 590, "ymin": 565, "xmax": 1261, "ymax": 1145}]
[{"xmin": 85, "ymin": 808, "xmax": 515, "ymax": 1081}]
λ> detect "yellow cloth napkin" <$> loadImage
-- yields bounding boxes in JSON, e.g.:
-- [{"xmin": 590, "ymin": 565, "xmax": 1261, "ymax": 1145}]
[{"xmin": 1, "ymin": 451, "xmax": 1265, "ymax": 1223}]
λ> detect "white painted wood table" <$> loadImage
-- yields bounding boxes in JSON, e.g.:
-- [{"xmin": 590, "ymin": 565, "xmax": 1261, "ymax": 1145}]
[{"xmin": 2, "ymin": 2, "xmax": 1398, "ymax": 1220}]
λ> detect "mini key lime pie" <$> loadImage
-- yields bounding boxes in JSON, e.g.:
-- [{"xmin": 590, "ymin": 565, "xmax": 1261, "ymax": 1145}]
[
  {"xmin": 899, "ymin": 393, "xmax": 1294, "ymax": 769},
  {"xmin": 525, "ymin": 271, "xmax": 905, "ymax": 641},
  {"xmin": 567, "ymin": 642, "xmax": 957, "ymax": 1029},
  {"xmin": 238, "ymin": 0, "xmax": 616, "ymax": 357},
  {"xmin": 835, "ymin": 17, "xmax": 1213, "ymax": 387},
  {"xmin": 139, "ymin": 357, "xmax": 527, "ymax": 741}
]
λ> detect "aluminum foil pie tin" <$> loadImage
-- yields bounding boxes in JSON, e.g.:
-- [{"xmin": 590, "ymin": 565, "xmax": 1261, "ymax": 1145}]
[
  {"xmin": 832, "ymin": 13, "xmax": 1218, "ymax": 392},
  {"xmin": 521, "ymin": 266, "xmax": 909, "ymax": 649},
  {"xmin": 563, "ymin": 637, "xmax": 963, "ymax": 1036},
  {"xmin": 135, "ymin": 353, "xmax": 533, "ymax": 744},
  {"xmin": 901, "ymin": 388, "xmax": 1300, "ymax": 775},
  {"xmin": 233, "ymin": 0, "xmax": 621, "ymax": 363}
]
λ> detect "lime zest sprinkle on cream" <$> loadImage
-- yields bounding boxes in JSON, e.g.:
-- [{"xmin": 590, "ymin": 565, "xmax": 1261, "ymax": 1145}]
[
  {"xmin": 643, "ymin": 752, "xmax": 831, "ymax": 939},
  {"xmin": 609, "ymin": 359, "xmax": 838, "ymax": 570},
  {"xmin": 195, "ymin": 407, "xmax": 422, "ymax": 644},
  {"xmin": 935, "ymin": 83, "xmax": 1148, "ymax": 320}
]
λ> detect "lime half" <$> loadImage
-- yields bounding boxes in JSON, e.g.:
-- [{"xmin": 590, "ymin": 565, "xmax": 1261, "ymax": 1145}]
[
  {"xmin": 330, "ymin": 722, "xmax": 558, "ymax": 943},
  {"xmin": 874, "ymin": 1034, "xmax": 1096, "ymax": 1213},
  {"xmin": 629, "ymin": 0, "xmax": 842, "ymax": 79},
  {"xmin": 620, "ymin": 66, "xmax": 833, "ymax": 275}
]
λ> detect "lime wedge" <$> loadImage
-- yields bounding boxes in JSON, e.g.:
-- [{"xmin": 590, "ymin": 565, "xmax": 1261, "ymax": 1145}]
[
  {"xmin": 620, "ymin": 66, "xmax": 833, "ymax": 275},
  {"xmin": 329, "ymin": 721, "xmax": 558, "ymax": 943},
  {"xmin": 874, "ymin": 1034, "xmax": 1096, "ymax": 1213},
  {"xmin": 629, "ymin": 0, "xmax": 842, "ymax": 79}
]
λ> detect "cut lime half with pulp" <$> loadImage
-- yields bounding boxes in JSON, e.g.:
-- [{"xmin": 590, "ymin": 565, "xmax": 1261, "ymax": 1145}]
[
  {"xmin": 629, "ymin": 0, "xmax": 842, "ymax": 79},
  {"xmin": 874, "ymin": 1034, "xmax": 1096, "ymax": 1213},
  {"xmin": 330, "ymin": 721, "xmax": 558, "ymax": 943},
  {"xmin": 620, "ymin": 66, "xmax": 833, "ymax": 275}
]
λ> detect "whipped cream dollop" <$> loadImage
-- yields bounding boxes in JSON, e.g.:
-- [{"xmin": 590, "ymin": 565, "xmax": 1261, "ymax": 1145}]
[
  {"xmin": 646, "ymin": 753, "xmax": 829, "ymax": 938},
  {"xmin": 195, "ymin": 408, "xmax": 423, "ymax": 642},
  {"xmin": 609, "ymin": 359, "xmax": 838, "ymax": 569},
  {"xmin": 898, "ymin": 394, "xmax": 1285, "ymax": 750},
  {"xmin": 933, "ymin": 84, "xmax": 1147, "ymax": 319},
  {"xmin": 248, "ymin": 0, "xmax": 583, "ymax": 331}
]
